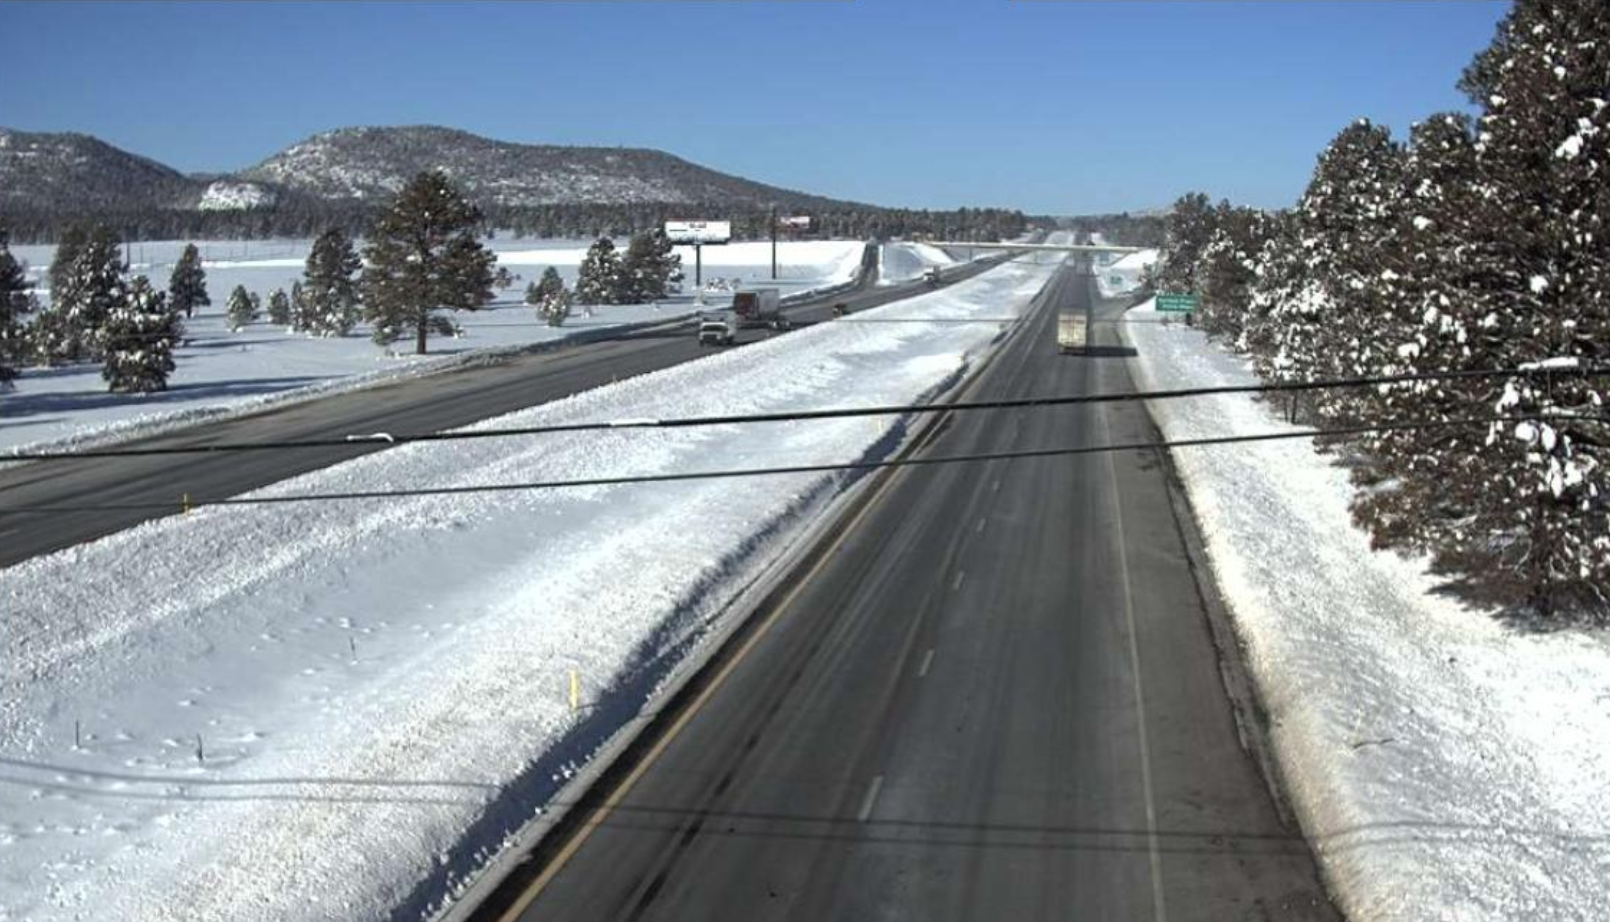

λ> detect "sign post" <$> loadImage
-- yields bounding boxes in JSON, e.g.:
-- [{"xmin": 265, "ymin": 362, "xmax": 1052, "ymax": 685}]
[{"xmin": 665, "ymin": 220, "xmax": 732, "ymax": 290}]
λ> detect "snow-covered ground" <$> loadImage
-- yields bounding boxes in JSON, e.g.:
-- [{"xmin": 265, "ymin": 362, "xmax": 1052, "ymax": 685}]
[
  {"xmin": 1124, "ymin": 300, "xmax": 1610, "ymax": 921},
  {"xmin": 0, "ymin": 257, "xmax": 1061, "ymax": 922},
  {"xmin": 1, "ymin": 239, "xmax": 867, "ymax": 455},
  {"xmin": 877, "ymin": 241, "xmax": 956, "ymax": 284},
  {"xmin": 1094, "ymin": 247, "xmax": 1156, "ymax": 298}
]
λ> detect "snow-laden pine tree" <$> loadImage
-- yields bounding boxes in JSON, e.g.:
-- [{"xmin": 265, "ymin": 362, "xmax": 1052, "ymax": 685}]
[
  {"xmin": 226, "ymin": 284, "xmax": 257, "ymax": 331},
  {"xmin": 101, "ymin": 275, "xmax": 182, "ymax": 393},
  {"xmin": 361, "ymin": 172, "xmax": 495, "ymax": 354},
  {"xmin": 1267, "ymin": 120, "xmax": 1407, "ymax": 424},
  {"xmin": 1238, "ymin": 210, "xmax": 1304, "ymax": 374},
  {"xmin": 0, "ymin": 231, "xmax": 34, "ymax": 388},
  {"xmin": 267, "ymin": 288, "xmax": 292, "ymax": 326},
  {"xmin": 1349, "ymin": 113, "xmax": 1488, "ymax": 552},
  {"xmin": 1442, "ymin": 0, "xmax": 1610, "ymax": 611},
  {"xmin": 621, "ymin": 228, "xmax": 682, "ymax": 302},
  {"xmin": 167, "ymin": 243, "xmax": 209, "ymax": 319},
  {"xmin": 46, "ymin": 225, "xmax": 125, "ymax": 361},
  {"xmin": 525, "ymin": 266, "xmax": 571, "ymax": 327},
  {"xmin": 575, "ymin": 237, "xmax": 623, "ymax": 305},
  {"xmin": 1152, "ymin": 192, "xmax": 1216, "ymax": 294},
  {"xmin": 1191, "ymin": 205, "xmax": 1275, "ymax": 341},
  {"xmin": 302, "ymin": 228, "xmax": 362, "ymax": 337}
]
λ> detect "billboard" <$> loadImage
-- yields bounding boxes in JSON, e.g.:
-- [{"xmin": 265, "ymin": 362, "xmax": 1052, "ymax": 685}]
[
  {"xmin": 665, "ymin": 220, "xmax": 732, "ymax": 244},
  {"xmin": 777, "ymin": 215, "xmax": 811, "ymax": 230}
]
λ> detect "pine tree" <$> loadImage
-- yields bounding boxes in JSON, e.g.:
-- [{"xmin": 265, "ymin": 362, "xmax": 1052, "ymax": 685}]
[
  {"xmin": 1349, "ymin": 113, "xmax": 1488, "ymax": 552},
  {"xmin": 302, "ymin": 228, "xmax": 362, "ymax": 337},
  {"xmin": 1191, "ymin": 205, "xmax": 1274, "ymax": 341},
  {"xmin": 45, "ymin": 225, "xmax": 125, "ymax": 361},
  {"xmin": 575, "ymin": 237, "xmax": 623, "ymax": 305},
  {"xmin": 167, "ymin": 243, "xmax": 210, "ymax": 319},
  {"xmin": 267, "ymin": 288, "xmax": 292, "ymax": 326},
  {"xmin": 289, "ymin": 280, "xmax": 311, "ymax": 332},
  {"xmin": 0, "ymin": 231, "xmax": 34, "ymax": 387},
  {"xmin": 226, "ymin": 284, "xmax": 257, "ymax": 331},
  {"xmin": 620, "ymin": 228, "xmax": 682, "ymax": 302},
  {"xmin": 102, "ymin": 275, "xmax": 183, "ymax": 393},
  {"xmin": 525, "ymin": 266, "xmax": 571, "ymax": 327},
  {"xmin": 1443, "ymin": 0, "xmax": 1610, "ymax": 611},
  {"xmin": 1153, "ymin": 192, "xmax": 1216, "ymax": 294},
  {"xmin": 360, "ymin": 171, "xmax": 495, "ymax": 354},
  {"xmin": 1267, "ymin": 120, "xmax": 1407, "ymax": 424}
]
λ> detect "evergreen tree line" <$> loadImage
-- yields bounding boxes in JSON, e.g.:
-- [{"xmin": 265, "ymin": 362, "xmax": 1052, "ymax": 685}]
[
  {"xmin": 1058, "ymin": 212, "xmax": 1166, "ymax": 248},
  {"xmin": 0, "ymin": 199, "xmax": 1027, "ymax": 247},
  {"xmin": 1145, "ymin": 0, "xmax": 1609, "ymax": 618}
]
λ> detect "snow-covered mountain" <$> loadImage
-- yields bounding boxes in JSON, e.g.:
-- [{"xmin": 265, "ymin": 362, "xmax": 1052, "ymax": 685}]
[
  {"xmin": 239, "ymin": 125, "xmax": 848, "ymax": 209},
  {"xmin": 0, "ymin": 124, "xmax": 856, "ymax": 215},
  {"xmin": 0, "ymin": 127, "xmax": 201, "ymax": 212}
]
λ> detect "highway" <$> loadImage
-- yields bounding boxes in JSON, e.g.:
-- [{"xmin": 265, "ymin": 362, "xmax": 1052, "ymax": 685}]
[
  {"xmin": 0, "ymin": 245, "xmax": 1002, "ymax": 567},
  {"xmin": 475, "ymin": 259, "xmax": 1339, "ymax": 922}
]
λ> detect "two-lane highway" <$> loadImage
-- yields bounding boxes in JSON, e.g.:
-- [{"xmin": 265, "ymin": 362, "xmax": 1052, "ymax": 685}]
[
  {"xmin": 477, "ymin": 259, "xmax": 1338, "ymax": 921},
  {"xmin": 0, "ymin": 245, "xmax": 1003, "ymax": 567}
]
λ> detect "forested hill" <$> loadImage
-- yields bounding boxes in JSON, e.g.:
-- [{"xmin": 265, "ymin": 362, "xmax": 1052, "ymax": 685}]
[{"xmin": 0, "ymin": 125, "xmax": 1027, "ymax": 243}]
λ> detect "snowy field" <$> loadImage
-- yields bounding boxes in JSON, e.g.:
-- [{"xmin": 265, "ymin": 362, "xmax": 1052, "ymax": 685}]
[
  {"xmin": 0, "ymin": 258, "xmax": 1060, "ymax": 922},
  {"xmin": 1, "ymin": 238, "xmax": 867, "ymax": 455},
  {"xmin": 1124, "ymin": 301, "xmax": 1610, "ymax": 921}
]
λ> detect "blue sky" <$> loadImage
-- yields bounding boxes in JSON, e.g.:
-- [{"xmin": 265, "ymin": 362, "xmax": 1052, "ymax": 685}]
[{"xmin": 0, "ymin": 0, "xmax": 1508, "ymax": 214}]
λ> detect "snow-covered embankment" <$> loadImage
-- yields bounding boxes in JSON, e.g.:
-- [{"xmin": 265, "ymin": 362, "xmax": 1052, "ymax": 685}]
[
  {"xmin": 0, "ymin": 257, "xmax": 1060, "ymax": 921},
  {"xmin": 1124, "ymin": 301, "xmax": 1610, "ymax": 921}
]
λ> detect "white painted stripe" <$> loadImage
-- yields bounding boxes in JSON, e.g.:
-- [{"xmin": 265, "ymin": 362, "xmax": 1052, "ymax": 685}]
[
  {"xmin": 951, "ymin": 570, "xmax": 965, "ymax": 591},
  {"xmin": 975, "ymin": 517, "xmax": 986, "ymax": 534},
  {"xmin": 1103, "ymin": 406, "xmax": 1168, "ymax": 922},
  {"xmin": 857, "ymin": 775, "xmax": 885, "ymax": 823},
  {"xmin": 917, "ymin": 648, "xmax": 935, "ymax": 678}
]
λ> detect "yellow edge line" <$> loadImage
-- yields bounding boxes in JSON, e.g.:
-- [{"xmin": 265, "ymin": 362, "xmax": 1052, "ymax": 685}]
[{"xmin": 493, "ymin": 442, "xmax": 908, "ymax": 922}]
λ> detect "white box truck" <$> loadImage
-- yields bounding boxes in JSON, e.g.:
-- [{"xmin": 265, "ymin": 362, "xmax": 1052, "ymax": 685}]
[{"xmin": 1057, "ymin": 308, "xmax": 1089, "ymax": 354}]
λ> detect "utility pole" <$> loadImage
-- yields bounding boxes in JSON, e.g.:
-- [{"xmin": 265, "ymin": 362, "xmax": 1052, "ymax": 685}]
[{"xmin": 770, "ymin": 203, "xmax": 778, "ymax": 280}]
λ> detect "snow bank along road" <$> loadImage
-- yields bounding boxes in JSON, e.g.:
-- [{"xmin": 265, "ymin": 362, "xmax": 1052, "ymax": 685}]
[
  {"xmin": 0, "ymin": 245, "xmax": 1011, "ymax": 568},
  {"xmin": 472, "ymin": 261, "xmax": 1337, "ymax": 922},
  {"xmin": 1, "ymin": 254, "xmax": 1066, "ymax": 922},
  {"xmin": 1126, "ymin": 304, "xmax": 1610, "ymax": 921}
]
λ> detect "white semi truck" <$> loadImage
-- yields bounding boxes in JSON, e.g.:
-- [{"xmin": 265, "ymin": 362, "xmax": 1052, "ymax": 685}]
[{"xmin": 731, "ymin": 288, "xmax": 787, "ymax": 330}]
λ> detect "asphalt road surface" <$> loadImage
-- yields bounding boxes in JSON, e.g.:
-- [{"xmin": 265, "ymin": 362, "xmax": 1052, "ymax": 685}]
[
  {"xmin": 480, "ymin": 258, "xmax": 1339, "ymax": 922},
  {"xmin": 0, "ymin": 246, "xmax": 1004, "ymax": 567}
]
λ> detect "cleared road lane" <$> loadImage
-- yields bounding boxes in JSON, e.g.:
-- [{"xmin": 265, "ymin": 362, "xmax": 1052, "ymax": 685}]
[{"xmin": 477, "ymin": 260, "xmax": 1338, "ymax": 921}]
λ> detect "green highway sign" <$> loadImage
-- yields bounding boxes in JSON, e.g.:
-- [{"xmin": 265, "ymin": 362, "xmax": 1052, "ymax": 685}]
[{"xmin": 1156, "ymin": 293, "xmax": 1198, "ymax": 312}]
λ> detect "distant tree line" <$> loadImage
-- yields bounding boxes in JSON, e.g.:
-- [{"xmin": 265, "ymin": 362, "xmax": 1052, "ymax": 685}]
[
  {"xmin": 1145, "ymin": 0, "xmax": 1609, "ymax": 619},
  {"xmin": 1057, "ymin": 212, "xmax": 1165, "ymax": 248},
  {"xmin": 0, "ymin": 200, "xmax": 1028, "ymax": 247}
]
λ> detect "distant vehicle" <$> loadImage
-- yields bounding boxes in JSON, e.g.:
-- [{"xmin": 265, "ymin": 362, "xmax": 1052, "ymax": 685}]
[
  {"xmin": 922, "ymin": 267, "xmax": 943, "ymax": 286},
  {"xmin": 832, "ymin": 302, "xmax": 849, "ymax": 318},
  {"xmin": 1057, "ymin": 307, "xmax": 1089, "ymax": 354},
  {"xmin": 731, "ymin": 288, "xmax": 788, "ymax": 330},
  {"xmin": 697, "ymin": 309, "xmax": 737, "ymax": 347}
]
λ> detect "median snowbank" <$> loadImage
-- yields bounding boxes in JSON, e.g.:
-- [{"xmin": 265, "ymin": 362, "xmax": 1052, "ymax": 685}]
[
  {"xmin": 877, "ymin": 242, "xmax": 957, "ymax": 284},
  {"xmin": 1, "ymin": 238, "xmax": 869, "ymax": 456},
  {"xmin": 1124, "ymin": 301, "xmax": 1610, "ymax": 922},
  {"xmin": 0, "ymin": 257, "xmax": 1060, "ymax": 922}
]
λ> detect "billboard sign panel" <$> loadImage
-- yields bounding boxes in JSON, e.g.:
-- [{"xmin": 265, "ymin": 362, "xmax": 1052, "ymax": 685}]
[{"xmin": 665, "ymin": 220, "xmax": 732, "ymax": 244}]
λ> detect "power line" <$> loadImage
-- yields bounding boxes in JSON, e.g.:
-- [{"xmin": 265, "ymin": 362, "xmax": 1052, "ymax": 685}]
[
  {"xmin": 7, "ymin": 364, "xmax": 1608, "ymax": 462},
  {"xmin": 0, "ymin": 411, "xmax": 1588, "ymax": 517}
]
